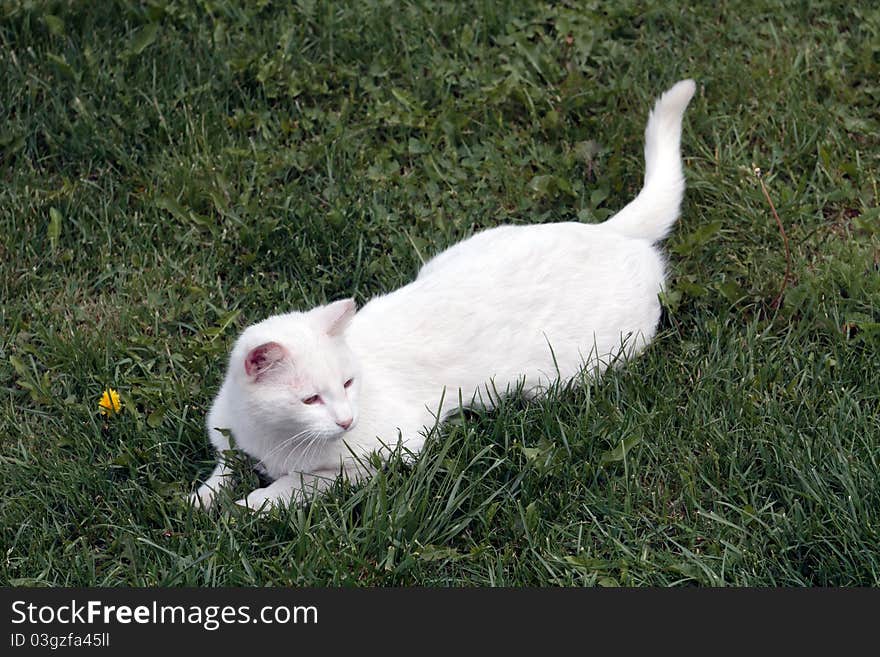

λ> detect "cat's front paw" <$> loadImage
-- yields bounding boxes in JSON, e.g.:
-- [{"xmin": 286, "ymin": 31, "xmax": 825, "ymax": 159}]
[
  {"xmin": 235, "ymin": 488, "xmax": 277, "ymax": 513},
  {"xmin": 188, "ymin": 484, "xmax": 217, "ymax": 510}
]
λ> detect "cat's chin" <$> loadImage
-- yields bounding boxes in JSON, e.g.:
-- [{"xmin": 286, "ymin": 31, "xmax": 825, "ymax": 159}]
[
  {"xmin": 328, "ymin": 426, "xmax": 354, "ymax": 441},
  {"xmin": 299, "ymin": 424, "xmax": 354, "ymax": 442}
]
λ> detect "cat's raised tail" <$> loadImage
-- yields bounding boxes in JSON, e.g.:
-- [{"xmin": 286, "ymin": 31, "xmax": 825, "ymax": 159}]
[{"xmin": 601, "ymin": 79, "xmax": 696, "ymax": 243}]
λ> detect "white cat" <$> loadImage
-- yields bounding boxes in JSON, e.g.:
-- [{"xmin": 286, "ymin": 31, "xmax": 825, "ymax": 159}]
[{"xmin": 190, "ymin": 79, "xmax": 697, "ymax": 511}]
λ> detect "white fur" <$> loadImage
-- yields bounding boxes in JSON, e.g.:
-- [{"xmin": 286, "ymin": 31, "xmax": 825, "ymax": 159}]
[{"xmin": 190, "ymin": 80, "xmax": 696, "ymax": 511}]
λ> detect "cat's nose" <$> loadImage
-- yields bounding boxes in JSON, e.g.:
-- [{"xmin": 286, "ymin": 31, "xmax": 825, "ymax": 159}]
[{"xmin": 336, "ymin": 418, "xmax": 353, "ymax": 430}]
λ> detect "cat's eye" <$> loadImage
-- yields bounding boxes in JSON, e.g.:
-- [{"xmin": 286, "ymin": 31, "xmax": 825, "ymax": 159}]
[
  {"xmin": 302, "ymin": 395, "xmax": 322, "ymax": 405},
  {"xmin": 344, "ymin": 378, "xmax": 354, "ymax": 389}
]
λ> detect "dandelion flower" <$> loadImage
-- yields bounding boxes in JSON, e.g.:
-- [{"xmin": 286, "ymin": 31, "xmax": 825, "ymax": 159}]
[{"xmin": 99, "ymin": 388, "xmax": 122, "ymax": 416}]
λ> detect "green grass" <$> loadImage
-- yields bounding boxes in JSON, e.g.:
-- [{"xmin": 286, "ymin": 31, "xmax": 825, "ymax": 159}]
[{"xmin": 1, "ymin": 0, "xmax": 878, "ymax": 586}]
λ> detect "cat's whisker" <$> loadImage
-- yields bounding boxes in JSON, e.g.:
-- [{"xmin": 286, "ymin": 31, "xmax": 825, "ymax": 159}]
[
  {"xmin": 282, "ymin": 430, "xmax": 321, "ymax": 471},
  {"xmin": 256, "ymin": 427, "xmax": 314, "ymax": 467},
  {"xmin": 303, "ymin": 432, "xmax": 328, "ymax": 466},
  {"xmin": 259, "ymin": 430, "xmax": 309, "ymax": 461},
  {"xmin": 295, "ymin": 430, "xmax": 327, "ymax": 470}
]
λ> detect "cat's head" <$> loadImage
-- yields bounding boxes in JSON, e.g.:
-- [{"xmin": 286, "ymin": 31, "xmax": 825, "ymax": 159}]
[{"xmin": 227, "ymin": 299, "xmax": 361, "ymax": 440}]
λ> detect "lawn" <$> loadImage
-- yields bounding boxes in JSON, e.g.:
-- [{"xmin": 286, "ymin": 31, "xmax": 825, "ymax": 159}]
[{"xmin": 1, "ymin": 0, "xmax": 878, "ymax": 586}]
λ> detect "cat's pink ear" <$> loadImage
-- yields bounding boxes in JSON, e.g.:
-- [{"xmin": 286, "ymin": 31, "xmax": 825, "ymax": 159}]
[
  {"xmin": 244, "ymin": 342, "xmax": 288, "ymax": 379},
  {"xmin": 313, "ymin": 298, "xmax": 357, "ymax": 336}
]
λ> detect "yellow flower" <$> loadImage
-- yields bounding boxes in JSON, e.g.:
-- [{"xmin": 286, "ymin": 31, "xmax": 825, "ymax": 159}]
[{"xmin": 99, "ymin": 388, "xmax": 122, "ymax": 416}]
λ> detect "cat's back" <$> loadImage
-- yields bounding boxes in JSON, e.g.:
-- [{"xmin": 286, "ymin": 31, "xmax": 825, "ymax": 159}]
[
  {"xmin": 348, "ymin": 221, "xmax": 665, "ymax": 411},
  {"xmin": 419, "ymin": 221, "xmax": 663, "ymax": 287},
  {"xmin": 354, "ymin": 221, "xmax": 665, "ymax": 352}
]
